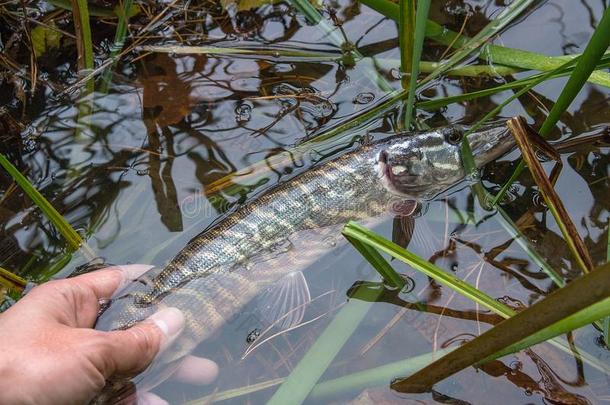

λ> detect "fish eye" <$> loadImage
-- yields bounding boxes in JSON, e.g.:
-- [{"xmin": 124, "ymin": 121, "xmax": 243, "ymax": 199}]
[{"xmin": 445, "ymin": 129, "xmax": 463, "ymax": 145}]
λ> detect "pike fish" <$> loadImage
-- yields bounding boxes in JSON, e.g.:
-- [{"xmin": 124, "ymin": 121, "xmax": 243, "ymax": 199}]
[{"xmin": 94, "ymin": 123, "xmax": 514, "ymax": 401}]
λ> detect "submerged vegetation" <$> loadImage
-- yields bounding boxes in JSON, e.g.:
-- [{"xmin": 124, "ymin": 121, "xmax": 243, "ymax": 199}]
[{"xmin": 1, "ymin": 0, "xmax": 610, "ymax": 403}]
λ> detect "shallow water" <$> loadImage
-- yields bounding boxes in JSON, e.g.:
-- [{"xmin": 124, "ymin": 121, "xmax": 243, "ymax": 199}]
[{"xmin": 1, "ymin": 0, "xmax": 609, "ymax": 403}]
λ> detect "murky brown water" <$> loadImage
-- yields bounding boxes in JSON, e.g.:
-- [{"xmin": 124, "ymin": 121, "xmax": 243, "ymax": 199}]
[{"xmin": 1, "ymin": 0, "xmax": 609, "ymax": 403}]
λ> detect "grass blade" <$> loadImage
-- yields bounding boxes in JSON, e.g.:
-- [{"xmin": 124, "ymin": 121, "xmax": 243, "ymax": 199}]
[
  {"xmin": 0, "ymin": 153, "xmax": 83, "ymax": 250},
  {"xmin": 358, "ymin": 0, "xmax": 610, "ymax": 87},
  {"xmin": 419, "ymin": 55, "xmax": 610, "ymax": 110},
  {"xmin": 137, "ymin": 45, "xmax": 343, "ymax": 59},
  {"xmin": 418, "ymin": 0, "xmax": 536, "ymax": 87},
  {"xmin": 308, "ymin": 348, "xmax": 454, "ymax": 400},
  {"xmin": 343, "ymin": 235, "xmax": 405, "ymax": 289},
  {"xmin": 507, "ymin": 117, "xmax": 594, "ymax": 273},
  {"xmin": 342, "ymin": 221, "xmax": 515, "ymax": 318},
  {"xmin": 539, "ymin": 6, "xmax": 610, "ymax": 136},
  {"xmin": 482, "ymin": 295, "xmax": 610, "ymax": 363},
  {"xmin": 0, "ymin": 266, "xmax": 28, "ymax": 293},
  {"xmin": 602, "ymin": 219, "xmax": 610, "ymax": 348},
  {"xmin": 403, "ymin": 0, "xmax": 431, "ymax": 129},
  {"xmin": 391, "ymin": 262, "xmax": 610, "ymax": 393},
  {"xmin": 399, "ymin": 0, "xmax": 415, "ymax": 75},
  {"xmin": 493, "ymin": 7, "xmax": 610, "ymax": 204},
  {"xmin": 267, "ymin": 284, "xmax": 383, "ymax": 405},
  {"xmin": 70, "ymin": 0, "xmax": 93, "ymax": 71}
]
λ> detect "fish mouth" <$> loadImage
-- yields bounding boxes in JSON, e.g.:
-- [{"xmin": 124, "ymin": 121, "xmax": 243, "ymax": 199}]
[{"xmin": 377, "ymin": 150, "xmax": 421, "ymax": 198}]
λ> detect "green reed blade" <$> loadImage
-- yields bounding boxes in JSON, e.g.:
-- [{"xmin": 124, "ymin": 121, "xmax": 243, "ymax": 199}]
[
  {"xmin": 403, "ymin": 0, "xmax": 431, "ymax": 130},
  {"xmin": 539, "ymin": 6, "xmax": 610, "ymax": 137},
  {"xmin": 495, "ymin": 207, "xmax": 565, "ymax": 287},
  {"xmin": 358, "ymin": 0, "xmax": 610, "ymax": 87},
  {"xmin": 267, "ymin": 283, "xmax": 383, "ymax": 405},
  {"xmin": 342, "ymin": 221, "xmax": 515, "ymax": 318},
  {"xmin": 492, "ymin": 7, "xmax": 610, "ymax": 205},
  {"xmin": 70, "ymin": 0, "xmax": 93, "ymax": 71},
  {"xmin": 392, "ymin": 262, "xmax": 610, "ymax": 392},
  {"xmin": 308, "ymin": 347, "xmax": 454, "ymax": 400},
  {"xmin": 464, "ymin": 57, "xmax": 579, "ymax": 147},
  {"xmin": 602, "ymin": 223, "xmax": 610, "ymax": 348},
  {"xmin": 0, "ymin": 266, "xmax": 28, "ymax": 293},
  {"xmin": 399, "ymin": 0, "xmax": 415, "ymax": 75},
  {"xmin": 344, "ymin": 221, "xmax": 610, "ymax": 374},
  {"xmin": 486, "ymin": 295, "xmax": 610, "ymax": 363},
  {"xmin": 99, "ymin": 0, "xmax": 135, "ymax": 93},
  {"xmin": 343, "ymin": 235, "xmax": 405, "ymax": 289},
  {"xmin": 0, "ymin": 153, "xmax": 82, "ymax": 250},
  {"xmin": 112, "ymin": 0, "xmax": 133, "ymax": 51},
  {"xmin": 137, "ymin": 45, "xmax": 342, "ymax": 59},
  {"xmin": 418, "ymin": 0, "xmax": 536, "ymax": 87},
  {"xmin": 419, "ymin": 55, "xmax": 610, "ymax": 110}
]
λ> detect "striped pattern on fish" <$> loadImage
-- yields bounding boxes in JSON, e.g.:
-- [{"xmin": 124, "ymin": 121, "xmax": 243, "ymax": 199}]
[{"xmin": 93, "ymin": 123, "xmax": 514, "ymax": 402}]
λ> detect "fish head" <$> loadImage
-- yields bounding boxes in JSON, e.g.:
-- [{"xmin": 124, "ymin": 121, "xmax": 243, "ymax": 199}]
[{"xmin": 377, "ymin": 123, "xmax": 514, "ymax": 199}]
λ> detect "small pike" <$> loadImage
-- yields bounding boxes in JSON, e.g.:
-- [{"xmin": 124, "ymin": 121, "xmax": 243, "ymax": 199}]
[{"xmin": 93, "ymin": 123, "xmax": 514, "ymax": 402}]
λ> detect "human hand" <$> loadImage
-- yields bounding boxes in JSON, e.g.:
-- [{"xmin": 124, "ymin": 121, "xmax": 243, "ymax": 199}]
[{"xmin": 0, "ymin": 265, "xmax": 218, "ymax": 405}]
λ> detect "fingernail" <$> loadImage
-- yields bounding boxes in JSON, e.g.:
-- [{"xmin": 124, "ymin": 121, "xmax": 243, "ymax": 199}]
[{"xmin": 149, "ymin": 307, "xmax": 185, "ymax": 348}]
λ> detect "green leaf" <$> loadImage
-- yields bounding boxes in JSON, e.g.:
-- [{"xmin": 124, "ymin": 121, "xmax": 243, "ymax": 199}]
[
  {"xmin": 267, "ymin": 284, "xmax": 384, "ymax": 405},
  {"xmin": 343, "ymin": 221, "xmax": 609, "ymax": 375},
  {"xmin": 0, "ymin": 153, "xmax": 82, "ymax": 250},
  {"xmin": 403, "ymin": 0, "xmax": 431, "ymax": 130},
  {"xmin": 492, "ymin": 6, "xmax": 610, "ymax": 205},
  {"xmin": 418, "ymin": 0, "xmax": 535, "ymax": 87},
  {"xmin": 343, "ymin": 235, "xmax": 406, "ymax": 289},
  {"xmin": 539, "ymin": 6, "xmax": 610, "ymax": 136},
  {"xmin": 342, "ymin": 221, "xmax": 515, "ymax": 318},
  {"xmin": 31, "ymin": 23, "xmax": 61, "ymax": 57},
  {"xmin": 392, "ymin": 262, "xmax": 610, "ymax": 392},
  {"xmin": 358, "ymin": 0, "xmax": 610, "ymax": 87},
  {"xmin": 399, "ymin": 0, "xmax": 415, "ymax": 75}
]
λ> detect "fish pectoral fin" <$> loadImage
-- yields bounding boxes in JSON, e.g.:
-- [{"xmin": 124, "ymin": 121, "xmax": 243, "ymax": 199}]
[
  {"xmin": 392, "ymin": 214, "xmax": 415, "ymax": 250},
  {"xmin": 256, "ymin": 270, "xmax": 311, "ymax": 330},
  {"xmin": 389, "ymin": 199, "xmax": 419, "ymax": 217}
]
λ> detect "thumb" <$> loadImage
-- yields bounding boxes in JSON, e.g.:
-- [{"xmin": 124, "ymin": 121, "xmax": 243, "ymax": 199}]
[{"xmin": 102, "ymin": 307, "xmax": 185, "ymax": 376}]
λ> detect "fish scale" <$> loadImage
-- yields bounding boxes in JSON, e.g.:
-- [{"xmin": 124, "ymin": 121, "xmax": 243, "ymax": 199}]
[{"xmin": 93, "ymin": 123, "xmax": 514, "ymax": 402}]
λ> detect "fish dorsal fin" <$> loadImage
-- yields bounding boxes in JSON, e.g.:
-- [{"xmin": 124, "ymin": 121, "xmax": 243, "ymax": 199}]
[{"xmin": 256, "ymin": 271, "xmax": 311, "ymax": 330}]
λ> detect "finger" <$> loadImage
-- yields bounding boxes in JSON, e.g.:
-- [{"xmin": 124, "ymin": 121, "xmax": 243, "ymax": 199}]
[
  {"xmin": 170, "ymin": 356, "xmax": 219, "ymax": 385},
  {"xmin": 102, "ymin": 307, "xmax": 185, "ymax": 376},
  {"xmin": 73, "ymin": 264, "xmax": 154, "ymax": 300},
  {"xmin": 137, "ymin": 392, "xmax": 169, "ymax": 405}
]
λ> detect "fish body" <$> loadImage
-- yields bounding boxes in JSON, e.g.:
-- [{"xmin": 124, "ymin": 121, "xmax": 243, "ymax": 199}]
[{"xmin": 94, "ymin": 123, "xmax": 514, "ymax": 401}]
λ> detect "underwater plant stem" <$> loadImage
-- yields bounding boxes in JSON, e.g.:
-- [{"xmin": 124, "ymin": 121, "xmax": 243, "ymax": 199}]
[{"xmin": 267, "ymin": 284, "xmax": 383, "ymax": 404}]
